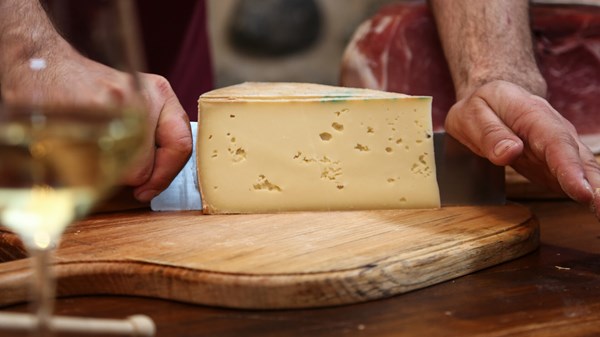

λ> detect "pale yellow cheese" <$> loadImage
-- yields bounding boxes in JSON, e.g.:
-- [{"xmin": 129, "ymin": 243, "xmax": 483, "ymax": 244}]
[{"xmin": 197, "ymin": 82, "xmax": 440, "ymax": 214}]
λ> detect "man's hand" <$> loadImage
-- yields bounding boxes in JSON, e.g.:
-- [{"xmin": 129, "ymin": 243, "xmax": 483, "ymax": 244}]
[
  {"xmin": 0, "ymin": 0, "xmax": 192, "ymax": 203},
  {"xmin": 2, "ymin": 54, "xmax": 193, "ymax": 203},
  {"xmin": 124, "ymin": 73, "xmax": 192, "ymax": 202},
  {"xmin": 446, "ymin": 80, "xmax": 600, "ymax": 217},
  {"xmin": 430, "ymin": 0, "xmax": 600, "ymax": 219}
]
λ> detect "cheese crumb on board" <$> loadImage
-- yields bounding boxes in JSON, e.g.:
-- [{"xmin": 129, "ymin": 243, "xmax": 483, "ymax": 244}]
[{"xmin": 197, "ymin": 82, "xmax": 440, "ymax": 214}]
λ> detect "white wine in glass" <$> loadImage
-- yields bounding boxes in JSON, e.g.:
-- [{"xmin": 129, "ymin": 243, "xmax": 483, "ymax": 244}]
[{"xmin": 0, "ymin": 0, "xmax": 147, "ymax": 334}]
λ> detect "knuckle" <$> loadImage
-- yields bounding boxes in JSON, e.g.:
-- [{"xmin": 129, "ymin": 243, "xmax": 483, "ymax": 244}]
[
  {"xmin": 157, "ymin": 124, "xmax": 193, "ymax": 156},
  {"xmin": 480, "ymin": 122, "xmax": 507, "ymax": 139},
  {"xmin": 557, "ymin": 132, "xmax": 580, "ymax": 150},
  {"xmin": 582, "ymin": 156, "xmax": 600, "ymax": 174},
  {"xmin": 173, "ymin": 134, "xmax": 193, "ymax": 157},
  {"xmin": 150, "ymin": 172, "xmax": 175, "ymax": 191},
  {"xmin": 447, "ymin": 96, "xmax": 484, "ymax": 125},
  {"xmin": 523, "ymin": 96, "xmax": 554, "ymax": 116},
  {"xmin": 510, "ymin": 99, "xmax": 560, "ymax": 137},
  {"xmin": 149, "ymin": 74, "xmax": 173, "ymax": 97},
  {"xmin": 124, "ymin": 166, "xmax": 153, "ymax": 187}
]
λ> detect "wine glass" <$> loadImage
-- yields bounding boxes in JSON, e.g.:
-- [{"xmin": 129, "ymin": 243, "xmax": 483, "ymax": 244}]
[{"xmin": 0, "ymin": 0, "xmax": 147, "ymax": 334}]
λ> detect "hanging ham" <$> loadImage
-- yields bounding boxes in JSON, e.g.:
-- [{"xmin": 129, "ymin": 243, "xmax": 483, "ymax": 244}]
[{"xmin": 341, "ymin": 2, "xmax": 600, "ymax": 153}]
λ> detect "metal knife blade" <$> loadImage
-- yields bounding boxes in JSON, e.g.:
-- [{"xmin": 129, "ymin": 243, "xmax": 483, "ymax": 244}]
[{"xmin": 434, "ymin": 132, "xmax": 505, "ymax": 205}]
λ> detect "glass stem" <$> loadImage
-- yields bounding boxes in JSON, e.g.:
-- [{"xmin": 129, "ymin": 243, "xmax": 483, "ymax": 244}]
[{"xmin": 30, "ymin": 248, "xmax": 56, "ymax": 337}]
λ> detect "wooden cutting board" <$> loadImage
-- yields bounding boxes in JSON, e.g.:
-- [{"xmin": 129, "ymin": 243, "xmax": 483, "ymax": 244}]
[{"xmin": 0, "ymin": 204, "xmax": 538, "ymax": 309}]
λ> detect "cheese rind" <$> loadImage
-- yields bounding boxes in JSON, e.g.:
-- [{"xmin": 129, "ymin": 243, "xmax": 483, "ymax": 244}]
[{"xmin": 197, "ymin": 82, "xmax": 440, "ymax": 214}]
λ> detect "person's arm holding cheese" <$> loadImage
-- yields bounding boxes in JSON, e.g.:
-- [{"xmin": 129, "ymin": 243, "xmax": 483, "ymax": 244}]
[
  {"xmin": 0, "ymin": 0, "xmax": 192, "ymax": 202},
  {"xmin": 429, "ymin": 0, "xmax": 600, "ymax": 219}
]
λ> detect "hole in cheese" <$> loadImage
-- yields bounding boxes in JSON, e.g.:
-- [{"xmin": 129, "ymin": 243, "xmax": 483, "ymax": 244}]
[
  {"xmin": 319, "ymin": 132, "xmax": 332, "ymax": 141},
  {"xmin": 354, "ymin": 144, "xmax": 370, "ymax": 152}
]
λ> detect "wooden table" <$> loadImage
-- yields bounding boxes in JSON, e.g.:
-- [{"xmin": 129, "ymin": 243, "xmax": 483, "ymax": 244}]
[{"xmin": 1, "ymin": 200, "xmax": 600, "ymax": 337}]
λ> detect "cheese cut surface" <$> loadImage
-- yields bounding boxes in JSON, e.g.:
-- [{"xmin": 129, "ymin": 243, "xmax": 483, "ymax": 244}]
[{"xmin": 197, "ymin": 82, "xmax": 440, "ymax": 214}]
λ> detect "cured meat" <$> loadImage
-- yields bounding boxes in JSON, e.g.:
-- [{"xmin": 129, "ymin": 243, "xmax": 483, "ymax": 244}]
[
  {"xmin": 341, "ymin": 3, "xmax": 452, "ymax": 131},
  {"xmin": 532, "ymin": 4, "xmax": 600, "ymax": 151},
  {"xmin": 341, "ymin": 2, "xmax": 600, "ymax": 153}
]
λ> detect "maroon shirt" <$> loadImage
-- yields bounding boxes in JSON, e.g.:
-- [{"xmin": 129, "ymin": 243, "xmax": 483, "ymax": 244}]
[
  {"xmin": 136, "ymin": 0, "xmax": 213, "ymax": 121},
  {"xmin": 45, "ymin": 0, "xmax": 213, "ymax": 120}
]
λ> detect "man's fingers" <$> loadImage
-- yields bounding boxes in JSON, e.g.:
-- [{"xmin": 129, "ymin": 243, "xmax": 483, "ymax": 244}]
[
  {"xmin": 446, "ymin": 80, "xmax": 599, "ymax": 219},
  {"xmin": 594, "ymin": 188, "xmax": 600, "ymax": 220},
  {"xmin": 578, "ymin": 141, "xmax": 600, "ymax": 218},
  {"xmin": 133, "ymin": 119, "xmax": 192, "ymax": 202},
  {"xmin": 478, "ymin": 81, "xmax": 599, "ymax": 215},
  {"xmin": 133, "ymin": 76, "xmax": 192, "ymax": 202},
  {"xmin": 119, "ymin": 79, "xmax": 161, "ymax": 188},
  {"xmin": 445, "ymin": 96, "xmax": 523, "ymax": 166},
  {"xmin": 542, "ymin": 137, "xmax": 593, "ymax": 203},
  {"xmin": 579, "ymin": 144, "xmax": 600, "ymax": 190}
]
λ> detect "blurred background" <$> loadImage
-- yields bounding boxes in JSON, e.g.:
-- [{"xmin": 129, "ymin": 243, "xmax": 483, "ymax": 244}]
[
  {"xmin": 133, "ymin": 0, "xmax": 594, "ymax": 122},
  {"xmin": 207, "ymin": 0, "xmax": 399, "ymax": 88}
]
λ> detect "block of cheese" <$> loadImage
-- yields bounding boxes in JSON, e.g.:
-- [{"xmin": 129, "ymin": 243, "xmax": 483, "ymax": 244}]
[{"xmin": 197, "ymin": 82, "xmax": 440, "ymax": 214}]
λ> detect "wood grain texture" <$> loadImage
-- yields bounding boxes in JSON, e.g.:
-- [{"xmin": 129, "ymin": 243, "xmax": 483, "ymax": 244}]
[
  {"xmin": 0, "ymin": 204, "xmax": 538, "ymax": 309},
  {"xmin": 1, "ymin": 201, "xmax": 596, "ymax": 337}
]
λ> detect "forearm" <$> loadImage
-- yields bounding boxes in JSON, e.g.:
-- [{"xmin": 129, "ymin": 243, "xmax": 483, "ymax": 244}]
[
  {"xmin": 0, "ymin": 0, "xmax": 66, "ymax": 78},
  {"xmin": 429, "ymin": 0, "xmax": 547, "ymax": 100}
]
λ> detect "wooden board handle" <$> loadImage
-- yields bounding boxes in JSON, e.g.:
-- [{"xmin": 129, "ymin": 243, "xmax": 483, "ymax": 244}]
[{"xmin": 0, "ymin": 312, "xmax": 155, "ymax": 336}]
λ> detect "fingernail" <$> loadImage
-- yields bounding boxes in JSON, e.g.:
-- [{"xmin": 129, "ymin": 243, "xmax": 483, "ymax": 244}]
[
  {"xmin": 136, "ymin": 190, "xmax": 159, "ymax": 202},
  {"xmin": 581, "ymin": 179, "xmax": 594, "ymax": 194},
  {"xmin": 494, "ymin": 139, "xmax": 518, "ymax": 157}
]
